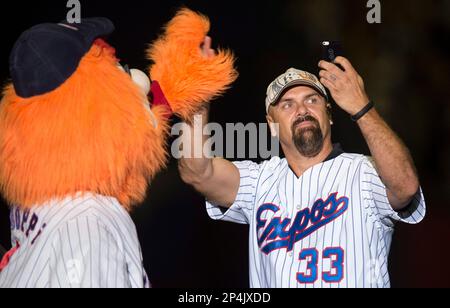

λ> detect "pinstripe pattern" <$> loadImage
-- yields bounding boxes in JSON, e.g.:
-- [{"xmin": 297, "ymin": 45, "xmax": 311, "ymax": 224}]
[
  {"xmin": 0, "ymin": 194, "xmax": 149, "ymax": 288},
  {"xmin": 206, "ymin": 153, "xmax": 426, "ymax": 288}
]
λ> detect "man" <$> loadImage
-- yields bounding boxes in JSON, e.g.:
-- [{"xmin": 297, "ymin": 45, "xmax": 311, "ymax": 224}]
[{"xmin": 179, "ymin": 49, "xmax": 426, "ymax": 287}]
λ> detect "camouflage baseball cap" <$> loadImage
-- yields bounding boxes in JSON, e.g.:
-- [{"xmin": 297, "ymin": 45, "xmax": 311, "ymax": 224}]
[{"xmin": 265, "ymin": 68, "xmax": 328, "ymax": 113}]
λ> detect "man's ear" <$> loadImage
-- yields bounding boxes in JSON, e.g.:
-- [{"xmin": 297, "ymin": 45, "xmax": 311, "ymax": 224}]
[
  {"xmin": 327, "ymin": 103, "xmax": 334, "ymax": 126},
  {"xmin": 266, "ymin": 114, "xmax": 279, "ymax": 138}
]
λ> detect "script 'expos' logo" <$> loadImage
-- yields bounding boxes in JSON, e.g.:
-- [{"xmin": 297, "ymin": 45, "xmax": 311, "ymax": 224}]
[{"xmin": 257, "ymin": 193, "xmax": 349, "ymax": 255}]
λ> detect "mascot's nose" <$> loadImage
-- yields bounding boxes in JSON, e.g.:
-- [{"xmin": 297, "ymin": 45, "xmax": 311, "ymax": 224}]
[{"xmin": 130, "ymin": 69, "xmax": 151, "ymax": 95}]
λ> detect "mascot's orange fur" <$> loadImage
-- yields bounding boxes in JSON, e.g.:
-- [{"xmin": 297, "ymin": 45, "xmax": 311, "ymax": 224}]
[
  {"xmin": 149, "ymin": 8, "xmax": 237, "ymax": 120},
  {"xmin": 0, "ymin": 8, "xmax": 237, "ymax": 211}
]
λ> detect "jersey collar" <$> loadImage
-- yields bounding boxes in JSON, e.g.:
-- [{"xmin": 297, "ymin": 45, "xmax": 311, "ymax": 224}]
[
  {"xmin": 325, "ymin": 143, "xmax": 345, "ymax": 162},
  {"xmin": 288, "ymin": 143, "xmax": 345, "ymax": 180}
]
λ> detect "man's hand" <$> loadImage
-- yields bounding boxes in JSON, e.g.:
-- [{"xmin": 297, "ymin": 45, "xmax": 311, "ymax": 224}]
[
  {"xmin": 177, "ymin": 36, "xmax": 240, "ymax": 209},
  {"xmin": 201, "ymin": 36, "xmax": 216, "ymax": 58},
  {"xmin": 318, "ymin": 57, "xmax": 370, "ymax": 116},
  {"xmin": 318, "ymin": 57, "xmax": 419, "ymax": 210}
]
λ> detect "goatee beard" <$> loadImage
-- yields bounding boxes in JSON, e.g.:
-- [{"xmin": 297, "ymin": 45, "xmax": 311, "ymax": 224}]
[{"xmin": 292, "ymin": 116, "xmax": 324, "ymax": 158}]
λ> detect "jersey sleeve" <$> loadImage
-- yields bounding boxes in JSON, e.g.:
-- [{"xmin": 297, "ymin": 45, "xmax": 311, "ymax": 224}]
[
  {"xmin": 48, "ymin": 216, "xmax": 131, "ymax": 288},
  {"xmin": 206, "ymin": 160, "xmax": 261, "ymax": 225},
  {"xmin": 361, "ymin": 157, "xmax": 426, "ymax": 228}
]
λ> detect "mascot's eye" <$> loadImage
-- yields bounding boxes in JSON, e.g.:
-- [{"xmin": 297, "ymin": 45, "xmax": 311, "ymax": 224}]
[
  {"xmin": 117, "ymin": 63, "xmax": 151, "ymax": 96},
  {"xmin": 117, "ymin": 63, "xmax": 132, "ymax": 76}
]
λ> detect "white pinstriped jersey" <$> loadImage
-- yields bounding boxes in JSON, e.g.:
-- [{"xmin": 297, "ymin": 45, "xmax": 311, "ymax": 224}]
[
  {"xmin": 0, "ymin": 194, "xmax": 149, "ymax": 288},
  {"xmin": 207, "ymin": 149, "xmax": 426, "ymax": 288}
]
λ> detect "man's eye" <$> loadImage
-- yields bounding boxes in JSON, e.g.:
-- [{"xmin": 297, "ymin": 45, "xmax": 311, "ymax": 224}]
[
  {"xmin": 282, "ymin": 102, "xmax": 292, "ymax": 109},
  {"xmin": 306, "ymin": 97, "xmax": 318, "ymax": 104}
]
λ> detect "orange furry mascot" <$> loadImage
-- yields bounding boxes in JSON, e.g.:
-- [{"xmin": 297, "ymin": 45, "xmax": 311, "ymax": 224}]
[{"xmin": 0, "ymin": 9, "xmax": 237, "ymax": 288}]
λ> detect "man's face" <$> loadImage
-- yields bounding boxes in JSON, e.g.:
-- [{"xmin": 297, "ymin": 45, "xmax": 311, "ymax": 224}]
[{"xmin": 267, "ymin": 86, "xmax": 332, "ymax": 158}]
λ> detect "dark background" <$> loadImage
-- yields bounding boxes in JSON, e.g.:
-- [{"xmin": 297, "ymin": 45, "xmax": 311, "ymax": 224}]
[{"xmin": 1, "ymin": 0, "xmax": 449, "ymax": 288}]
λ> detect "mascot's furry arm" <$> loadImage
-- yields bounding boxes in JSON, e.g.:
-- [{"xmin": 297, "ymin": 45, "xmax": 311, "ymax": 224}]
[{"xmin": 148, "ymin": 8, "xmax": 238, "ymax": 120}]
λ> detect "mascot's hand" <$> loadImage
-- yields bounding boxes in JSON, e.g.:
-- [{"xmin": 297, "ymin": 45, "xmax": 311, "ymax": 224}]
[
  {"xmin": 149, "ymin": 36, "xmax": 214, "ymax": 120},
  {"xmin": 148, "ymin": 8, "xmax": 238, "ymax": 121}
]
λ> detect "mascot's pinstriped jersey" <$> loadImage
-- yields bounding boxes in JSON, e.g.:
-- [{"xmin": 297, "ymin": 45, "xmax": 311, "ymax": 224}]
[{"xmin": 207, "ymin": 147, "xmax": 426, "ymax": 288}]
